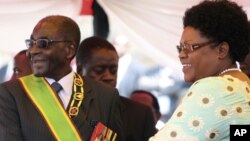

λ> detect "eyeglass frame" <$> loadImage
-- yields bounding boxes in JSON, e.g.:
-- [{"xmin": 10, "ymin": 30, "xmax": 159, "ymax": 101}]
[
  {"xmin": 176, "ymin": 40, "xmax": 215, "ymax": 54},
  {"xmin": 25, "ymin": 38, "xmax": 73, "ymax": 49}
]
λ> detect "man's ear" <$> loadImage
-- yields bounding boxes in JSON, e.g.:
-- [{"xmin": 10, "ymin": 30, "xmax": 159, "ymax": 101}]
[
  {"xmin": 217, "ymin": 42, "xmax": 230, "ymax": 60},
  {"xmin": 66, "ymin": 42, "xmax": 77, "ymax": 60}
]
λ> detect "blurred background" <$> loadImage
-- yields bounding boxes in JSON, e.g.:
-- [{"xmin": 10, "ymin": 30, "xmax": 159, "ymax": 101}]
[{"xmin": 1, "ymin": 0, "xmax": 250, "ymax": 129}]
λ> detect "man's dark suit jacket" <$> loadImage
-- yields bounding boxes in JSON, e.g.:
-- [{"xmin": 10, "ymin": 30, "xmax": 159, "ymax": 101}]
[
  {"xmin": 0, "ymin": 76, "xmax": 124, "ymax": 141},
  {"xmin": 120, "ymin": 97, "xmax": 157, "ymax": 141}
]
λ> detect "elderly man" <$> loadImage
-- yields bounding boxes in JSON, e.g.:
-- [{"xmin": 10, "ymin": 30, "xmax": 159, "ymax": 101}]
[{"xmin": 0, "ymin": 15, "xmax": 123, "ymax": 141}]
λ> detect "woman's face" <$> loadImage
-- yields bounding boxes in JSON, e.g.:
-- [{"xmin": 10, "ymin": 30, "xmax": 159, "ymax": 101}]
[{"xmin": 178, "ymin": 26, "xmax": 220, "ymax": 83}]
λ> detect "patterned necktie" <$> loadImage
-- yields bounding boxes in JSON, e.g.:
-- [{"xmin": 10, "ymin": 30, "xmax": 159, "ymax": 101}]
[{"xmin": 51, "ymin": 82, "xmax": 62, "ymax": 94}]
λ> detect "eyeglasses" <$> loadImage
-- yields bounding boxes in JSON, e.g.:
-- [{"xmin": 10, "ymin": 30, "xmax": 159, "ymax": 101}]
[
  {"xmin": 25, "ymin": 39, "xmax": 72, "ymax": 49},
  {"xmin": 176, "ymin": 41, "xmax": 214, "ymax": 54}
]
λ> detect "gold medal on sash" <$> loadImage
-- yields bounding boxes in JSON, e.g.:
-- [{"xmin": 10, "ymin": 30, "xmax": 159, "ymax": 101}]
[{"xmin": 69, "ymin": 106, "xmax": 79, "ymax": 116}]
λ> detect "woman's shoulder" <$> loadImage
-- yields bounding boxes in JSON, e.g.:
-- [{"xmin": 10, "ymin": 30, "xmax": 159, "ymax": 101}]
[
  {"xmin": 190, "ymin": 75, "xmax": 248, "ymax": 90},
  {"xmin": 186, "ymin": 75, "xmax": 250, "ymax": 102}
]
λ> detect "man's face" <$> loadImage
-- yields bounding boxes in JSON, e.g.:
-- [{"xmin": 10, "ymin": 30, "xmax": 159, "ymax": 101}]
[
  {"xmin": 27, "ymin": 20, "xmax": 71, "ymax": 80},
  {"xmin": 11, "ymin": 53, "xmax": 32, "ymax": 80},
  {"xmin": 82, "ymin": 48, "xmax": 119, "ymax": 87}
]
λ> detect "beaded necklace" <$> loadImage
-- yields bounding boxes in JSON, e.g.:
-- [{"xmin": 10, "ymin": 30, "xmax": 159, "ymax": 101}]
[{"xmin": 219, "ymin": 68, "xmax": 241, "ymax": 76}]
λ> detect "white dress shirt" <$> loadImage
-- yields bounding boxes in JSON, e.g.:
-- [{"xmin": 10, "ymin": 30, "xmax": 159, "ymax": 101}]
[{"xmin": 45, "ymin": 71, "xmax": 74, "ymax": 109}]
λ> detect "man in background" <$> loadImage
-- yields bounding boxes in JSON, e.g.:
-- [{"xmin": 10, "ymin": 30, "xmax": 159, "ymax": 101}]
[
  {"xmin": 10, "ymin": 49, "xmax": 32, "ymax": 80},
  {"xmin": 76, "ymin": 36, "xmax": 157, "ymax": 141},
  {"xmin": 130, "ymin": 90, "xmax": 161, "ymax": 125}
]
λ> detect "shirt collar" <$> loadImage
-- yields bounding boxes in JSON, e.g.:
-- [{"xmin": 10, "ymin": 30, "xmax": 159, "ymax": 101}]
[{"xmin": 45, "ymin": 71, "xmax": 74, "ymax": 95}]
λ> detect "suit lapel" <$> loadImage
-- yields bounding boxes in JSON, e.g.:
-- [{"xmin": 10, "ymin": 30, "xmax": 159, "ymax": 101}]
[{"xmin": 69, "ymin": 77, "xmax": 97, "ymax": 140}]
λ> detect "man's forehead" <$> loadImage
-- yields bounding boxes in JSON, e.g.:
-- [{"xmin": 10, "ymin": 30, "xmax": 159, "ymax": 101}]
[
  {"xmin": 90, "ymin": 61, "xmax": 118, "ymax": 68},
  {"xmin": 90, "ymin": 53, "xmax": 118, "ymax": 64},
  {"xmin": 133, "ymin": 93, "xmax": 152, "ymax": 99},
  {"xmin": 34, "ymin": 20, "xmax": 58, "ymax": 31},
  {"xmin": 31, "ymin": 21, "xmax": 61, "ymax": 39},
  {"xmin": 132, "ymin": 93, "xmax": 153, "ymax": 102}
]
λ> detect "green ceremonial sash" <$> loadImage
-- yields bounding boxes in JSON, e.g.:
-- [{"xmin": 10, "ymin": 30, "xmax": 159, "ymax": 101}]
[{"xmin": 20, "ymin": 74, "xmax": 82, "ymax": 141}]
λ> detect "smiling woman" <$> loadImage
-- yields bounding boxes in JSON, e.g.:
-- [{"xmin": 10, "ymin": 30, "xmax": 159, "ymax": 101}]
[{"xmin": 149, "ymin": 0, "xmax": 250, "ymax": 140}]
